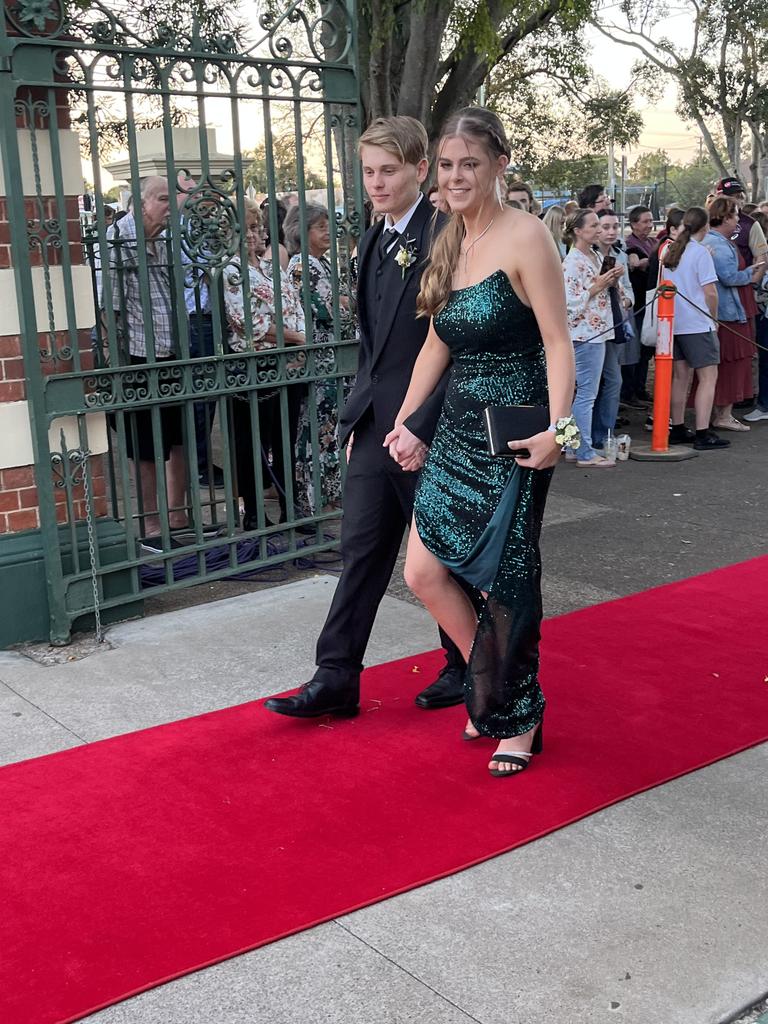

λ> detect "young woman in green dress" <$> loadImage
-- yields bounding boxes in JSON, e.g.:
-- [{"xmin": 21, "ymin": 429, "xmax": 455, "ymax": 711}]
[{"xmin": 384, "ymin": 108, "xmax": 577, "ymax": 777}]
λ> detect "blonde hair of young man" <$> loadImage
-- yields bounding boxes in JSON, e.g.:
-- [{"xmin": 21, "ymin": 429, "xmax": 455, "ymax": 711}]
[{"xmin": 358, "ymin": 116, "xmax": 428, "ymax": 166}]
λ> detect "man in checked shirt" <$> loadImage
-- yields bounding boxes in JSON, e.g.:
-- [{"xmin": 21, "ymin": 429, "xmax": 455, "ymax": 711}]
[{"xmin": 107, "ymin": 176, "xmax": 187, "ymax": 548}]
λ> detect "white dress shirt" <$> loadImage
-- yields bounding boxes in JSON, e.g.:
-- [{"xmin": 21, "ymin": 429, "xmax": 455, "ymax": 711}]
[{"xmin": 381, "ymin": 193, "xmax": 424, "ymax": 253}]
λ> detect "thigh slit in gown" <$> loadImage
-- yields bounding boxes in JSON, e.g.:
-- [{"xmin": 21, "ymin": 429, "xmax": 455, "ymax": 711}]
[{"xmin": 414, "ymin": 270, "xmax": 553, "ymax": 739}]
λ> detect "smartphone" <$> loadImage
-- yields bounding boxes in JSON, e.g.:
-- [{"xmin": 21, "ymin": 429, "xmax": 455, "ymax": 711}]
[{"xmin": 600, "ymin": 254, "xmax": 616, "ymax": 275}]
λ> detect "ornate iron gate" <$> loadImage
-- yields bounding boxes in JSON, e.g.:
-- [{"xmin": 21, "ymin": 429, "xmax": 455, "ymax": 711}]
[{"xmin": 0, "ymin": 0, "xmax": 362, "ymax": 644}]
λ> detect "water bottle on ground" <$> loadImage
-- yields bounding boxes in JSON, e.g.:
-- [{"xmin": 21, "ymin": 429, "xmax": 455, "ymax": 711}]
[{"xmin": 603, "ymin": 430, "xmax": 618, "ymax": 463}]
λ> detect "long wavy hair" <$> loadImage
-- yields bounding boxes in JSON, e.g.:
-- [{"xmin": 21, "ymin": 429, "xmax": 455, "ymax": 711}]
[
  {"xmin": 417, "ymin": 107, "xmax": 511, "ymax": 318},
  {"xmin": 542, "ymin": 204, "xmax": 565, "ymax": 249},
  {"xmin": 662, "ymin": 207, "xmax": 708, "ymax": 270}
]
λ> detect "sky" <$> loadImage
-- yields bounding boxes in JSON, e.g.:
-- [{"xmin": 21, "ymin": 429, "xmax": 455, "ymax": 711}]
[
  {"xmin": 583, "ymin": 15, "xmax": 703, "ymax": 166},
  {"xmin": 94, "ymin": 9, "xmax": 706, "ymax": 192},
  {"xmin": 614, "ymin": 80, "xmax": 702, "ymax": 166}
]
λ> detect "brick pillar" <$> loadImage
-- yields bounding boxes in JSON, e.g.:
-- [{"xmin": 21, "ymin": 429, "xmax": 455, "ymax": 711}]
[{"xmin": 0, "ymin": 84, "xmax": 109, "ymax": 535}]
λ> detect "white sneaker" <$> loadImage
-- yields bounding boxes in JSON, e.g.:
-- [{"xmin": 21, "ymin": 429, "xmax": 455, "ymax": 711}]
[
  {"xmin": 743, "ymin": 406, "xmax": 768, "ymax": 423},
  {"xmin": 645, "ymin": 416, "xmax": 673, "ymax": 432}
]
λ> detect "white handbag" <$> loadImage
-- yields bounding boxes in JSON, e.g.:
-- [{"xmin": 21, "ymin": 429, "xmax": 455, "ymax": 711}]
[{"xmin": 640, "ymin": 240, "xmax": 671, "ymax": 348}]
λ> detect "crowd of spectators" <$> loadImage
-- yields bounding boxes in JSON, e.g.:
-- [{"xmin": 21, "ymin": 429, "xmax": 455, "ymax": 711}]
[
  {"xmin": 95, "ymin": 167, "xmax": 768, "ymax": 543},
  {"xmin": 536, "ymin": 174, "xmax": 768, "ymax": 461},
  {"xmin": 99, "ymin": 176, "xmax": 355, "ymax": 549}
]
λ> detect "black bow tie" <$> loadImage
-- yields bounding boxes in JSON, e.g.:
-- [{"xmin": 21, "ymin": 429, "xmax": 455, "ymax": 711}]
[{"xmin": 378, "ymin": 227, "xmax": 398, "ymax": 260}]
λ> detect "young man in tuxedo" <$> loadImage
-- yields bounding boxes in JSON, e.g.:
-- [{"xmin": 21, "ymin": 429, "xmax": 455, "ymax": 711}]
[{"xmin": 265, "ymin": 115, "xmax": 469, "ymax": 718}]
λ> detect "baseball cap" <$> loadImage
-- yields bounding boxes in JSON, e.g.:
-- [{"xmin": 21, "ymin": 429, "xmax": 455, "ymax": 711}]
[{"xmin": 715, "ymin": 177, "xmax": 745, "ymax": 196}]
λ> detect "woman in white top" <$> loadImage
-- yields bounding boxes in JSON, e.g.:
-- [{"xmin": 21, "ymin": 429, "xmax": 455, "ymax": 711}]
[
  {"xmin": 562, "ymin": 208, "xmax": 627, "ymax": 466},
  {"xmin": 661, "ymin": 206, "xmax": 728, "ymax": 451}
]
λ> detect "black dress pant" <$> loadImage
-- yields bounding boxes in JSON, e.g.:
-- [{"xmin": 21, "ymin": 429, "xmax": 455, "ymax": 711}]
[
  {"xmin": 313, "ymin": 415, "xmax": 469, "ymax": 695},
  {"xmin": 231, "ymin": 385, "xmax": 304, "ymax": 521}
]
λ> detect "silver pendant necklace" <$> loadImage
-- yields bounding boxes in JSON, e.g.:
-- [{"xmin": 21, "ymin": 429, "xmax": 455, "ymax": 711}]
[{"xmin": 460, "ymin": 216, "xmax": 495, "ymax": 273}]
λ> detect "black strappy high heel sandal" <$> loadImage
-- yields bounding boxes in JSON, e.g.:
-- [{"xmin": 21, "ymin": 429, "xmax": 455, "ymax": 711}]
[{"xmin": 488, "ymin": 719, "xmax": 543, "ymax": 777}]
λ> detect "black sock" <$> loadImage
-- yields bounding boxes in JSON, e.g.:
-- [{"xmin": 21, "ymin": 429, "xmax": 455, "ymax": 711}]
[
  {"xmin": 670, "ymin": 422, "xmax": 684, "ymax": 430},
  {"xmin": 695, "ymin": 428, "xmax": 708, "ymax": 438}
]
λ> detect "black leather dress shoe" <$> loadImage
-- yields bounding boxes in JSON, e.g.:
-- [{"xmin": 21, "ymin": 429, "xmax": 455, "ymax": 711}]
[
  {"xmin": 414, "ymin": 666, "xmax": 466, "ymax": 709},
  {"xmin": 264, "ymin": 679, "xmax": 359, "ymax": 718}
]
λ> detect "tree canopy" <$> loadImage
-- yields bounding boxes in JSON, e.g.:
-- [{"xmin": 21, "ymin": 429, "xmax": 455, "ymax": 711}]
[
  {"xmin": 627, "ymin": 149, "xmax": 729, "ymax": 209},
  {"xmin": 359, "ymin": 0, "xmax": 596, "ymax": 145},
  {"xmin": 592, "ymin": 0, "xmax": 768, "ymax": 198},
  {"xmin": 243, "ymin": 136, "xmax": 325, "ymax": 194}
]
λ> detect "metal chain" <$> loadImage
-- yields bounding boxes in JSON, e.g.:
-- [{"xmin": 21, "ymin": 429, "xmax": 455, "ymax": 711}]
[
  {"xmin": 673, "ymin": 289, "xmax": 768, "ymax": 352},
  {"xmin": 79, "ymin": 449, "xmax": 104, "ymax": 644},
  {"xmin": 577, "ymin": 291, "xmax": 657, "ymax": 345},
  {"xmin": 577, "ymin": 285, "xmax": 766, "ymax": 350}
]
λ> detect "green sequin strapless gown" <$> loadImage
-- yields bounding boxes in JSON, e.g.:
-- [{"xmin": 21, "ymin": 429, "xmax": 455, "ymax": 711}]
[{"xmin": 414, "ymin": 270, "xmax": 553, "ymax": 739}]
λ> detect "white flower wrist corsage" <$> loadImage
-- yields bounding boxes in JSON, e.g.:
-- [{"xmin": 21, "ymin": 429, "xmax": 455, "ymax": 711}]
[{"xmin": 548, "ymin": 415, "xmax": 581, "ymax": 449}]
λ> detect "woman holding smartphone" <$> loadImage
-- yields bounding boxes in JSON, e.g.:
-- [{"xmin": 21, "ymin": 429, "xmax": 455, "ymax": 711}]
[
  {"xmin": 562, "ymin": 208, "xmax": 627, "ymax": 466},
  {"xmin": 593, "ymin": 208, "xmax": 635, "ymax": 451}
]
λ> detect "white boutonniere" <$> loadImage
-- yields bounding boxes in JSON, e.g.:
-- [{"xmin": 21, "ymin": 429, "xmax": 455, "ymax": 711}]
[{"xmin": 394, "ymin": 235, "xmax": 418, "ymax": 279}]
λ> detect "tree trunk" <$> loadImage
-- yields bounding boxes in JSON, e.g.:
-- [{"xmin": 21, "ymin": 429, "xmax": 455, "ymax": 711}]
[
  {"xmin": 366, "ymin": 0, "xmax": 395, "ymax": 120},
  {"xmin": 396, "ymin": 1, "xmax": 452, "ymax": 123},
  {"xmin": 749, "ymin": 128, "xmax": 760, "ymax": 201},
  {"xmin": 746, "ymin": 125, "xmax": 768, "ymax": 200},
  {"xmin": 730, "ymin": 119, "xmax": 742, "ymax": 177},
  {"xmin": 357, "ymin": 2, "xmax": 372, "ymax": 122},
  {"xmin": 428, "ymin": 0, "xmax": 561, "ymax": 144},
  {"xmin": 685, "ymin": 98, "xmax": 728, "ymax": 178},
  {"xmin": 721, "ymin": 117, "xmax": 737, "ymax": 176}
]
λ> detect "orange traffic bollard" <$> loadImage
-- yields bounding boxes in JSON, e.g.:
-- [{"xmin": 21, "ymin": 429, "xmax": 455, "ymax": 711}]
[{"xmin": 651, "ymin": 281, "xmax": 676, "ymax": 452}]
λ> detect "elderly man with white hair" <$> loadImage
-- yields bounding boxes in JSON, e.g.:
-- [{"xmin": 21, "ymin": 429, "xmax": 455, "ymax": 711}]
[{"xmin": 106, "ymin": 175, "xmax": 187, "ymax": 550}]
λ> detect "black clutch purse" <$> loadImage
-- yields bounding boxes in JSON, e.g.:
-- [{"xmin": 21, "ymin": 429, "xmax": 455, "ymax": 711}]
[{"xmin": 483, "ymin": 405, "xmax": 550, "ymax": 458}]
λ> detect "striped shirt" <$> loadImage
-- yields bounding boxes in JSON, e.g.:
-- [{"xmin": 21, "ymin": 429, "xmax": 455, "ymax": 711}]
[{"xmin": 107, "ymin": 213, "xmax": 175, "ymax": 359}]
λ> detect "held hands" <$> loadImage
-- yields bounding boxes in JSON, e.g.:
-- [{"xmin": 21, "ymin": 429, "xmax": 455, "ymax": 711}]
[
  {"xmin": 383, "ymin": 424, "xmax": 428, "ymax": 472},
  {"xmin": 507, "ymin": 429, "xmax": 561, "ymax": 470}
]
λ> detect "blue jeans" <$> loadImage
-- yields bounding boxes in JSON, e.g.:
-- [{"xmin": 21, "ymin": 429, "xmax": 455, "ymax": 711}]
[
  {"xmin": 756, "ymin": 313, "xmax": 768, "ymax": 410},
  {"xmin": 621, "ymin": 305, "xmax": 652, "ymax": 397},
  {"xmin": 592, "ymin": 342, "xmax": 623, "ymax": 447},
  {"xmin": 573, "ymin": 341, "xmax": 606, "ymax": 461},
  {"xmin": 189, "ymin": 315, "xmax": 215, "ymax": 476}
]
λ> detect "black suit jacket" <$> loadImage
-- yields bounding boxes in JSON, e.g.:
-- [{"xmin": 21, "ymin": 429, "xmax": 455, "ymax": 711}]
[{"xmin": 339, "ymin": 197, "xmax": 449, "ymax": 445}]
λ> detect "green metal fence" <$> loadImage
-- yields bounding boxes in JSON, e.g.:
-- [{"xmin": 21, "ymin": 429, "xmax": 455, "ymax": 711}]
[{"xmin": 0, "ymin": 0, "xmax": 363, "ymax": 644}]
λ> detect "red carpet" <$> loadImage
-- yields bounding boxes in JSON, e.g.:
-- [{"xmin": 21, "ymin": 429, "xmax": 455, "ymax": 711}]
[{"xmin": 2, "ymin": 557, "xmax": 768, "ymax": 1024}]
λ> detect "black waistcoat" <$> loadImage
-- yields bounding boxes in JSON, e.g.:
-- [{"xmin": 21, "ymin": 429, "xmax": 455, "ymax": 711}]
[
  {"xmin": 339, "ymin": 200, "xmax": 448, "ymax": 445},
  {"xmin": 365, "ymin": 234, "xmax": 398, "ymax": 324}
]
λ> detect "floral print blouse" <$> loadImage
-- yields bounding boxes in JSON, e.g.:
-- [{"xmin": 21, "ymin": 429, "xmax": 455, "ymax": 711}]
[
  {"xmin": 563, "ymin": 247, "xmax": 627, "ymax": 344},
  {"xmin": 287, "ymin": 253, "xmax": 355, "ymax": 345},
  {"xmin": 223, "ymin": 257, "xmax": 305, "ymax": 352}
]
